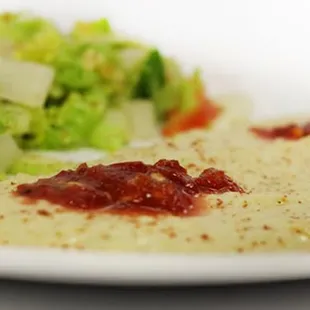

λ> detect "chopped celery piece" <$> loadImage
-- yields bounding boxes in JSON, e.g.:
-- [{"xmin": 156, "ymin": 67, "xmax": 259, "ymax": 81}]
[
  {"xmin": 18, "ymin": 107, "xmax": 48, "ymax": 148},
  {"xmin": 164, "ymin": 57, "xmax": 182, "ymax": 82},
  {"xmin": 71, "ymin": 19, "xmax": 145, "ymax": 49},
  {"xmin": 0, "ymin": 58, "xmax": 54, "ymax": 108},
  {"xmin": 100, "ymin": 35, "xmax": 145, "ymax": 49},
  {"xmin": 89, "ymin": 108, "xmax": 130, "ymax": 151},
  {"xmin": 124, "ymin": 100, "xmax": 159, "ymax": 140},
  {"xmin": 119, "ymin": 48, "xmax": 148, "ymax": 71},
  {"xmin": 180, "ymin": 69, "xmax": 203, "ymax": 112},
  {"xmin": 8, "ymin": 152, "xmax": 77, "ymax": 176},
  {"xmin": 133, "ymin": 49, "xmax": 165, "ymax": 99},
  {"xmin": 117, "ymin": 47, "xmax": 150, "ymax": 100},
  {"xmin": 0, "ymin": 133, "xmax": 22, "ymax": 173},
  {"xmin": 153, "ymin": 82, "xmax": 180, "ymax": 119},
  {"xmin": 0, "ymin": 102, "xmax": 32, "ymax": 135},
  {"xmin": 179, "ymin": 78, "xmax": 197, "ymax": 112},
  {"xmin": 154, "ymin": 69, "xmax": 203, "ymax": 118},
  {"xmin": 0, "ymin": 12, "xmax": 64, "ymax": 64},
  {"xmin": 71, "ymin": 19, "xmax": 112, "ymax": 41}
]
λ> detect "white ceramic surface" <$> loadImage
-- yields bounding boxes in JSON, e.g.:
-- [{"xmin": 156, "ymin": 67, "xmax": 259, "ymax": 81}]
[
  {"xmin": 0, "ymin": 247, "xmax": 310, "ymax": 285},
  {"xmin": 1, "ymin": 0, "xmax": 310, "ymax": 285}
]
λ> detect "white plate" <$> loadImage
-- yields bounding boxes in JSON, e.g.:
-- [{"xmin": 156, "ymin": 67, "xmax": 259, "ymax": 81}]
[
  {"xmin": 2, "ymin": 0, "xmax": 310, "ymax": 286},
  {"xmin": 0, "ymin": 248, "xmax": 310, "ymax": 285}
]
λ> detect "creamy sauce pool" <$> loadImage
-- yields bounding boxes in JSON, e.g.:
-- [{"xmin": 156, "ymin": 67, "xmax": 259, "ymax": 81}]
[{"xmin": 1, "ymin": 119, "xmax": 310, "ymax": 253}]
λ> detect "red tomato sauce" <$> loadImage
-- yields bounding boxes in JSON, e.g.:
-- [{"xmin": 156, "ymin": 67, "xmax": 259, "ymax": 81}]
[
  {"xmin": 251, "ymin": 122, "xmax": 310, "ymax": 140},
  {"xmin": 162, "ymin": 98, "xmax": 221, "ymax": 137},
  {"xmin": 15, "ymin": 159, "xmax": 243, "ymax": 217}
]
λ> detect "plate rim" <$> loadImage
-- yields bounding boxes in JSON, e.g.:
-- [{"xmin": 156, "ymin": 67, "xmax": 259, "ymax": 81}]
[{"xmin": 0, "ymin": 246, "xmax": 310, "ymax": 285}]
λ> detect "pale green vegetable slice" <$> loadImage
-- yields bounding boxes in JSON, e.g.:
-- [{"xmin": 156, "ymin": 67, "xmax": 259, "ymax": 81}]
[
  {"xmin": 0, "ymin": 102, "xmax": 32, "ymax": 135},
  {"xmin": 0, "ymin": 57, "xmax": 54, "ymax": 108},
  {"xmin": 119, "ymin": 47, "xmax": 148, "ymax": 71},
  {"xmin": 8, "ymin": 152, "xmax": 77, "ymax": 176},
  {"xmin": 89, "ymin": 108, "xmax": 130, "ymax": 151},
  {"xmin": 0, "ymin": 133, "xmax": 22, "ymax": 173},
  {"xmin": 124, "ymin": 100, "xmax": 159, "ymax": 140}
]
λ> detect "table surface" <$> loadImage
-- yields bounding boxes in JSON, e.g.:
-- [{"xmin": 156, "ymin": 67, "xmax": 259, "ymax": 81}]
[{"xmin": 1, "ymin": 279, "xmax": 310, "ymax": 310}]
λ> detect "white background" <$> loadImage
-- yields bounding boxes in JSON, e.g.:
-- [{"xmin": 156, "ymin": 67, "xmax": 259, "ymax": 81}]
[{"xmin": 2, "ymin": 0, "xmax": 310, "ymax": 119}]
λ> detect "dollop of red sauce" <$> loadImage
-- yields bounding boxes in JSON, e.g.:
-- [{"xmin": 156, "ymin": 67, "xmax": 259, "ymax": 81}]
[
  {"xmin": 251, "ymin": 122, "xmax": 310, "ymax": 140},
  {"xmin": 14, "ymin": 160, "xmax": 244, "ymax": 217}
]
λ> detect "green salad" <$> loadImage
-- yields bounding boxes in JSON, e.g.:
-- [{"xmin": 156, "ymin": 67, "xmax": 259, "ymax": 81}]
[{"xmin": 0, "ymin": 12, "xmax": 220, "ymax": 175}]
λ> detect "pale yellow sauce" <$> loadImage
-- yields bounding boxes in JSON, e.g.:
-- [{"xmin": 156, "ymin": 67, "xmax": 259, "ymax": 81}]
[{"xmin": 2, "ymin": 117, "xmax": 310, "ymax": 254}]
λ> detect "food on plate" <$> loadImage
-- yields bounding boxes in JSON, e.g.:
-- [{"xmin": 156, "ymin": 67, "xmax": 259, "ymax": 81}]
[
  {"xmin": 8, "ymin": 152, "xmax": 77, "ymax": 176},
  {"xmin": 0, "ymin": 58, "xmax": 54, "ymax": 107},
  {"xmin": 2, "ymin": 12, "xmax": 310, "ymax": 254},
  {"xmin": 2, "ymin": 91, "xmax": 252, "ymax": 177},
  {"xmin": 0, "ymin": 11, "xmax": 252, "ymax": 170},
  {"xmin": 1, "ymin": 115, "xmax": 310, "ymax": 253},
  {"xmin": 15, "ymin": 160, "xmax": 244, "ymax": 216},
  {"xmin": 250, "ymin": 114, "xmax": 310, "ymax": 141},
  {"xmin": 0, "ymin": 133, "xmax": 22, "ymax": 173}
]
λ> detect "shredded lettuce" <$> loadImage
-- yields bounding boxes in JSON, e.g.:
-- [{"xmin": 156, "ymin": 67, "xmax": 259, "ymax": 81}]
[
  {"xmin": 8, "ymin": 152, "xmax": 76, "ymax": 175},
  {"xmin": 0, "ymin": 12, "xmax": 63, "ymax": 64},
  {"xmin": 71, "ymin": 19, "xmax": 111, "ymax": 41},
  {"xmin": 90, "ymin": 108, "xmax": 130, "ymax": 151},
  {"xmin": 38, "ymin": 91, "xmax": 107, "ymax": 149},
  {"xmin": 0, "ymin": 12, "xmax": 214, "ymax": 176},
  {"xmin": 53, "ymin": 43, "xmax": 100, "ymax": 91}
]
